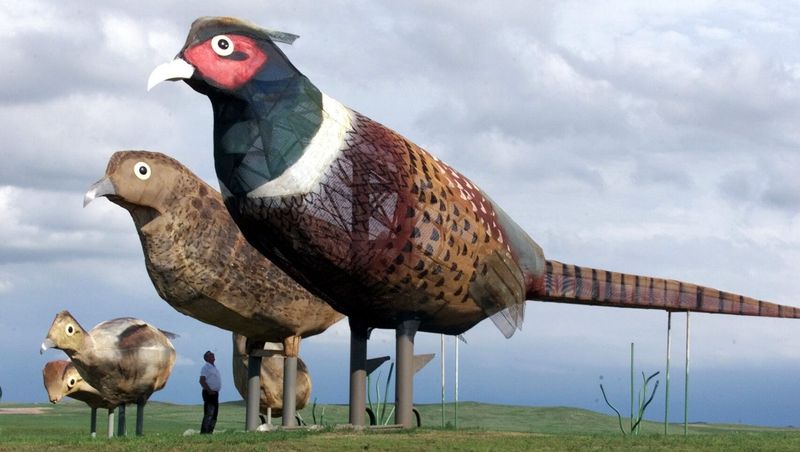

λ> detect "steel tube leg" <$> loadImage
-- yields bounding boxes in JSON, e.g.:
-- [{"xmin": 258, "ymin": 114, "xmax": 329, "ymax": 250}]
[
  {"xmin": 136, "ymin": 401, "xmax": 144, "ymax": 436},
  {"xmin": 90, "ymin": 407, "xmax": 97, "ymax": 438},
  {"xmin": 395, "ymin": 319, "xmax": 420, "ymax": 428},
  {"xmin": 107, "ymin": 409, "xmax": 114, "ymax": 438},
  {"xmin": 282, "ymin": 356, "xmax": 298, "ymax": 427},
  {"xmin": 246, "ymin": 353, "xmax": 263, "ymax": 431},
  {"xmin": 117, "ymin": 404, "xmax": 126, "ymax": 436},
  {"xmin": 349, "ymin": 319, "xmax": 368, "ymax": 427}
]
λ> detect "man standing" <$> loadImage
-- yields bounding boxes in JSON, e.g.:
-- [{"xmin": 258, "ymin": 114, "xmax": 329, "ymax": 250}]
[{"xmin": 199, "ymin": 350, "xmax": 221, "ymax": 433}]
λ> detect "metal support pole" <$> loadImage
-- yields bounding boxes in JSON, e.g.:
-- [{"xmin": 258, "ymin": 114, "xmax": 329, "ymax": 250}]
[
  {"xmin": 349, "ymin": 319, "xmax": 368, "ymax": 427},
  {"xmin": 454, "ymin": 336, "xmax": 459, "ymax": 429},
  {"xmin": 245, "ymin": 353, "xmax": 263, "ymax": 431},
  {"xmin": 630, "ymin": 342, "xmax": 634, "ymax": 433},
  {"xmin": 107, "ymin": 409, "xmax": 114, "ymax": 438},
  {"xmin": 282, "ymin": 356, "xmax": 298, "ymax": 427},
  {"xmin": 664, "ymin": 312, "xmax": 672, "ymax": 435},
  {"xmin": 136, "ymin": 401, "xmax": 144, "ymax": 436},
  {"xmin": 90, "ymin": 407, "xmax": 97, "ymax": 438},
  {"xmin": 395, "ymin": 319, "xmax": 420, "ymax": 428},
  {"xmin": 117, "ymin": 404, "xmax": 126, "ymax": 436},
  {"xmin": 440, "ymin": 334, "xmax": 445, "ymax": 428},
  {"xmin": 684, "ymin": 311, "xmax": 690, "ymax": 436},
  {"xmin": 267, "ymin": 407, "xmax": 272, "ymax": 425}
]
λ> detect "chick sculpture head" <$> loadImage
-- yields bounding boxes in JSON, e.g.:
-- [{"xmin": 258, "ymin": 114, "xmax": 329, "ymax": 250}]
[{"xmin": 41, "ymin": 310, "xmax": 87, "ymax": 355}]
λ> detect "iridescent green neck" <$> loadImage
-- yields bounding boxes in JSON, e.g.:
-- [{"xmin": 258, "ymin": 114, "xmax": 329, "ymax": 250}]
[{"xmin": 211, "ymin": 76, "xmax": 324, "ymax": 197}]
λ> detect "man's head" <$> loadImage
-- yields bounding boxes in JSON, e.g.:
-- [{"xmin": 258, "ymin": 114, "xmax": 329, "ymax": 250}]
[{"xmin": 204, "ymin": 351, "xmax": 215, "ymax": 364}]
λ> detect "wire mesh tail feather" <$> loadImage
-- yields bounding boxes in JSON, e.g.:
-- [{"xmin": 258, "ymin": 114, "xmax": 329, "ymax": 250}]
[{"xmin": 536, "ymin": 260, "xmax": 800, "ymax": 318}]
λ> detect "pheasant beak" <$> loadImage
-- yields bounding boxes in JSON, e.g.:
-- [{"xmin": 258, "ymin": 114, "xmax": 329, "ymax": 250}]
[
  {"xmin": 40, "ymin": 338, "xmax": 55, "ymax": 354},
  {"xmin": 147, "ymin": 58, "xmax": 195, "ymax": 91},
  {"xmin": 83, "ymin": 177, "xmax": 116, "ymax": 208}
]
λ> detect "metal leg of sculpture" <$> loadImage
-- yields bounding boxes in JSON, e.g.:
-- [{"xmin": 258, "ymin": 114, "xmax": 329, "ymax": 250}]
[
  {"xmin": 283, "ymin": 356, "xmax": 298, "ymax": 427},
  {"xmin": 395, "ymin": 319, "xmax": 420, "ymax": 428},
  {"xmin": 117, "ymin": 404, "xmax": 126, "ymax": 436},
  {"xmin": 349, "ymin": 318, "xmax": 368, "ymax": 427},
  {"xmin": 136, "ymin": 400, "xmax": 144, "ymax": 436},
  {"xmin": 90, "ymin": 407, "xmax": 97, "ymax": 438},
  {"xmin": 246, "ymin": 353, "xmax": 263, "ymax": 431},
  {"xmin": 282, "ymin": 335, "xmax": 301, "ymax": 427},
  {"xmin": 107, "ymin": 409, "xmax": 114, "ymax": 438}
]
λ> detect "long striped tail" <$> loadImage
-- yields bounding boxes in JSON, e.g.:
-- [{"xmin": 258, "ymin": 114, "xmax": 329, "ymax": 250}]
[{"xmin": 535, "ymin": 260, "xmax": 800, "ymax": 318}]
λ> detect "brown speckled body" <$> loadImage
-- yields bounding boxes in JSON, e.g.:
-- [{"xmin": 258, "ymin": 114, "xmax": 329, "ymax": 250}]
[
  {"xmin": 232, "ymin": 114, "xmax": 543, "ymax": 334},
  {"xmin": 42, "ymin": 311, "xmax": 176, "ymax": 405},
  {"xmin": 91, "ymin": 151, "xmax": 342, "ymax": 343},
  {"xmin": 42, "ymin": 360, "xmax": 116, "ymax": 409},
  {"xmin": 230, "ymin": 334, "xmax": 311, "ymax": 416}
]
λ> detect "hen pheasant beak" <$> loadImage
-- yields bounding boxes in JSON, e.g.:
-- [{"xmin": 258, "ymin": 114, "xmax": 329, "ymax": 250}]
[
  {"xmin": 40, "ymin": 338, "xmax": 55, "ymax": 354},
  {"xmin": 84, "ymin": 177, "xmax": 116, "ymax": 208},
  {"xmin": 147, "ymin": 58, "xmax": 195, "ymax": 91}
]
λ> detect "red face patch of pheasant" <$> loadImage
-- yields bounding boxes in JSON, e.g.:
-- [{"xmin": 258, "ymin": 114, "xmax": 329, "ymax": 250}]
[{"xmin": 184, "ymin": 34, "xmax": 268, "ymax": 90}]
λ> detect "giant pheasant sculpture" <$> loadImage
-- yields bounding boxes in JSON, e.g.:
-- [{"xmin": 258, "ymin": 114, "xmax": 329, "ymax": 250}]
[{"xmin": 149, "ymin": 16, "xmax": 800, "ymax": 427}]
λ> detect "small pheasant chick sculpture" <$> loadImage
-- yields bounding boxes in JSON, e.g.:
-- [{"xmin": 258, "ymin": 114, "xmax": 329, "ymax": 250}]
[
  {"xmin": 40, "ymin": 311, "xmax": 175, "ymax": 408},
  {"xmin": 43, "ymin": 360, "xmax": 117, "ymax": 437},
  {"xmin": 43, "ymin": 359, "xmax": 113, "ymax": 408},
  {"xmin": 231, "ymin": 333, "xmax": 311, "ymax": 418}
]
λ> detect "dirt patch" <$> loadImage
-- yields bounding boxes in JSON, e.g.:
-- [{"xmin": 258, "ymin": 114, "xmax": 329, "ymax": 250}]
[{"xmin": 0, "ymin": 407, "xmax": 52, "ymax": 415}]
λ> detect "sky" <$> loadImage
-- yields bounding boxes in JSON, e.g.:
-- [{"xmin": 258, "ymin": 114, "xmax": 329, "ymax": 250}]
[{"xmin": 2, "ymin": 0, "xmax": 800, "ymax": 428}]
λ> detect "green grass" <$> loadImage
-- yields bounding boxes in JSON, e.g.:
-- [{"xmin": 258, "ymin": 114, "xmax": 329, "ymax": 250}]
[{"xmin": 2, "ymin": 401, "xmax": 800, "ymax": 450}]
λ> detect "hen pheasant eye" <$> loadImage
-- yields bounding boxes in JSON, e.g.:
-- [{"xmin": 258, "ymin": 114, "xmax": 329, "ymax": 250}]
[
  {"xmin": 65, "ymin": 324, "xmax": 75, "ymax": 336},
  {"xmin": 211, "ymin": 35, "xmax": 234, "ymax": 57},
  {"xmin": 67, "ymin": 377, "xmax": 76, "ymax": 388},
  {"xmin": 134, "ymin": 162, "xmax": 151, "ymax": 180}
]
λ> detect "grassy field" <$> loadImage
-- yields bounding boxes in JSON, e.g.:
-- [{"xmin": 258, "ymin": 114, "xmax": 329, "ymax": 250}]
[{"xmin": 2, "ymin": 400, "xmax": 800, "ymax": 450}]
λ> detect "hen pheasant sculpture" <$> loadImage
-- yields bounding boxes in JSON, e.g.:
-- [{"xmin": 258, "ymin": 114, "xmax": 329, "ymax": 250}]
[
  {"xmin": 149, "ymin": 16, "xmax": 800, "ymax": 427},
  {"xmin": 84, "ymin": 150, "xmax": 341, "ymax": 426},
  {"xmin": 40, "ymin": 311, "xmax": 176, "ymax": 435},
  {"xmin": 231, "ymin": 333, "xmax": 311, "ymax": 419},
  {"xmin": 43, "ymin": 360, "xmax": 117, "ymax": 437}
]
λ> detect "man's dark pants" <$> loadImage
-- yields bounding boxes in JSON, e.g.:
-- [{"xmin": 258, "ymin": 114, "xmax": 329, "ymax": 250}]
[{"xmin": 201, "ymin": 389, "xmax": 219, "ymax": 433}]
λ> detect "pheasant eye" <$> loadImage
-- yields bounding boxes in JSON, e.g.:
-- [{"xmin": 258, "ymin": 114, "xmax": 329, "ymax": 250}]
[
  {"xmin": 68, "ymin": 378, "xmax": 76, "ymax": 388},
  {"xmin": 65, "ymin": 324, "xmax": 75, "ymax": 336},
  {"xmin": 211, "ymin": 35, "xmax": 234, "ymax": 57},
  {"xmin": 134, "ymin": 162, "xmax": 151, "ymax": 180}
]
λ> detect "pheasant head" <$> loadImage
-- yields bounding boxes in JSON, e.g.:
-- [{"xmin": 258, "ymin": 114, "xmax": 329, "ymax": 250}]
[{"xmin": 40, "ymin": 310, "xmax": 89, "ymax": 356}]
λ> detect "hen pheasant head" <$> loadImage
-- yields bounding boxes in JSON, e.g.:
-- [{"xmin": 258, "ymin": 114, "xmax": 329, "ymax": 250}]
[
  {"xmin": 42, "ymin": 360, "xmax": 84, "ymax": 403},
  {"xmin": 84, "ymin": 151, "xmax": 194, "ymax": 230},
  {"xmin": 148, "ymin": 16, "xmax": 300, "ymax": 94},
  {"xmin": 40, "ymin": 310, "xmax": 87, "ymax": 355}
]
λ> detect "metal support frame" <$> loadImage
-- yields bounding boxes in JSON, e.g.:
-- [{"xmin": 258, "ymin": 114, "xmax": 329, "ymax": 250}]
[
  {"xmin": 136, "ymin": 400, "xmax": 144, "ymax": 436},
  {"xmin": 395, "ymin": 319, "xmax": 420, "ymax": 428},
  {"xmin": 245, "ymin": 353, "xmax": 263, "ymax": 431},
  {"xmin": 349, "ymin": 319, "xmax": 369, "ymax": 427}
]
